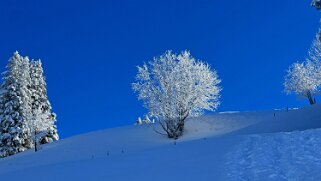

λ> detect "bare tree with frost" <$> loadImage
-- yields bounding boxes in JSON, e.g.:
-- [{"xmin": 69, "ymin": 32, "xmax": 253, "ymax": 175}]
[
  {"xmin": 132, "ymin": 50, "xmax": 221, "ymax": 139},
  {"xmin": 284, "ymin": 60, "xmax": 320, "ymax": 105},
  {"xmin": 285, "ymin": 30, "xmax": 321, "ymax": 105}
]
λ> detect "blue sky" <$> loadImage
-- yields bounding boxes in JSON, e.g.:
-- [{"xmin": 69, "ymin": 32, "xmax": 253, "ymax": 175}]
[{"xmin": 0, "ymin": 0, "xmax": 320, "ymax": 138}]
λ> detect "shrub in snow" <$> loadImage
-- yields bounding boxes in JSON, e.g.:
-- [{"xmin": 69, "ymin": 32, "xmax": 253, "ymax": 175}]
[
  {"xmin": 29, "ymin": 60, "xmax": 58, "ymax": 145},
  {"xmin": 143, "ymin": 115, "xmax": 155, "ymax": 124},
  {"xmin": 135, "ymin": 115, "xmax": 155, "ymax": 125},
  {"xmin": 0, "ymin": 52, "xmax": 33, "ymax": 157},
  {"xmin": 136, "ymin": 117, "xmax": 143, "ymax": 125},
  {"xmin": 132, "ymin": 50, "xmax": 221, "ymax": 139}
]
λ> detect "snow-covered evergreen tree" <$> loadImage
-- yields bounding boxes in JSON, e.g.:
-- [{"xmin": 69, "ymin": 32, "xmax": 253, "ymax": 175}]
[
  {"xmin": 0, "ymin": 52, "xmax": 32, "ymax": 157},
  {"xmin": 312, "ymin": 0, "xmax": 321, "ymax": 10},
  {"xmin": 29, "ymin": 60, "xmax": 58, "ymax": 145},
  {"xmin": 284, "ymin": 60, "xmax": 320, "ymax": 105},
  {"xmin": 132, "ymin": 50, "xmax": 221, "ymax": 139}
]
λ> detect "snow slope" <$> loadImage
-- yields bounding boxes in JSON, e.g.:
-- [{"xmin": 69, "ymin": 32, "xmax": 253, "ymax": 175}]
[{"xmin": 1, "ymin": 105, "xmax": 321, "ymax": 180}]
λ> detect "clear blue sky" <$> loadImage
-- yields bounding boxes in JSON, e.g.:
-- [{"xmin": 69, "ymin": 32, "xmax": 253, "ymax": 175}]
[{"xmin": 0, "ymin": 0, "xmax": 320, "ymax": 138}]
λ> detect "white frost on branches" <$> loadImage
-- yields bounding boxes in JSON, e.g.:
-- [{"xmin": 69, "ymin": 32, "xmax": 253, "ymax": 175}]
[
  {"xmin": 284, "ymin": 60, "xmax": 320, "ymax": 104},
  {"xmin": 285, "ymin": 31, "xmax": 321, "ymax": 105},
  {"xmin": 308, "ymin": 33, "xmax": 321, "ymax": 63},
  {"xmin": 132, "ymin": 50, "xmax": 221, "ymax": 139}
]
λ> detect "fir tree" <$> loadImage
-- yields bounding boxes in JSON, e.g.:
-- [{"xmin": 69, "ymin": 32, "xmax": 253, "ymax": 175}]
[
  {"xmin": 0, "ymin": 52, "xmax": 32, "ymax": 157},
  {"xmin": 29, "ymin": 60, "xmax": 58, "ymax": 146}
]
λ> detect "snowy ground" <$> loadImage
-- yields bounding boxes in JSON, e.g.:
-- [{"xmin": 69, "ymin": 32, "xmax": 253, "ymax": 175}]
[
  {"xmin": 226, "ymin": 129, "xmax": 321, "ymax": 180},
  {"xmin": 0, "ymin": 105, "xmax": 321, "ymax": 180}
]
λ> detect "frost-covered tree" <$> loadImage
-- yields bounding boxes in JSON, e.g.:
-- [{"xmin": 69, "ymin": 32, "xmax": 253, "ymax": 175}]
[
  {"xmin": 285, "ymin": 30, "xmax": 321, "ymax": 105},
  {"xmin": 0, "ymin": 52, "xmax": 32, "ymax": 157},
  {"xmin": 308, "ymin": 33, "xmax": 321, "ymax": 63},
  {"xmin": 308, "ymin": 32, "xmax": 321, "ymax": 82},
  {"xmin": 132, "ymin": 50, "xmax": 221, "ymax": 139},
  {"xmin": 284, "ymin": 60, "xmax": 320, "ymax": 105},
  {"xmin": 29, "ymin": 60, "xmax": 58, "ymax": 146},
  {"xmin": 312, "ymin": 0, "xmax": 321, "ymax": 10}
]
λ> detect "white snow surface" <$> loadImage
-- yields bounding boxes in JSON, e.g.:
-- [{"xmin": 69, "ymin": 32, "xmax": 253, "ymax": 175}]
[{"xmin": 1, "ymin": 105, "xmax": 321, "ymax": 180}]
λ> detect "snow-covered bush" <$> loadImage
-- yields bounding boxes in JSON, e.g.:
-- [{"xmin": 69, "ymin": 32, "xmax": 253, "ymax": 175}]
[
  {"xmin": 132, "ymin": 50, "xmax": 221, "ymax": 139},
  {"xmin": 142, "ymin": 115, "xmax": 155, "ymax": 124},
  {"xmin": 136, "ymin": 117, "xmax": 143, "ymax": 125},
  {"xmin": 135, "ymin": 115, "xmax": 155, "ymax": 125}
]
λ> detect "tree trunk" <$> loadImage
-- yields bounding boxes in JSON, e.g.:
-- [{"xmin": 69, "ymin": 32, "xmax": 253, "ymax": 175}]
[
  {"xmin": 34, "ymin": 130, "xmax": 38, "ymax": 152},
  {"xmin": 307, "ymin": 91, "xmax": 315, "ymax": 105},
  {"xmin": 166, "ymin": 117, "xmax": 187, "ymax": 139},
  {"xmin": 162, "ymin": 111, "xmax": 189, "ymax": 139}
]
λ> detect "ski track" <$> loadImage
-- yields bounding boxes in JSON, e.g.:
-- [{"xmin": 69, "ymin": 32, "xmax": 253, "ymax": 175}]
[{"xmin": 225, "ymin": 129, "xmax": 321, "ymax": 181}]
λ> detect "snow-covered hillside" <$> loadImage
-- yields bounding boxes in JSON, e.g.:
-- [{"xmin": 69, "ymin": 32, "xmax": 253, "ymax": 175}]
[{"xmin": 1, "ymin": 105, "xmax": 321, "ymax": 181}]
